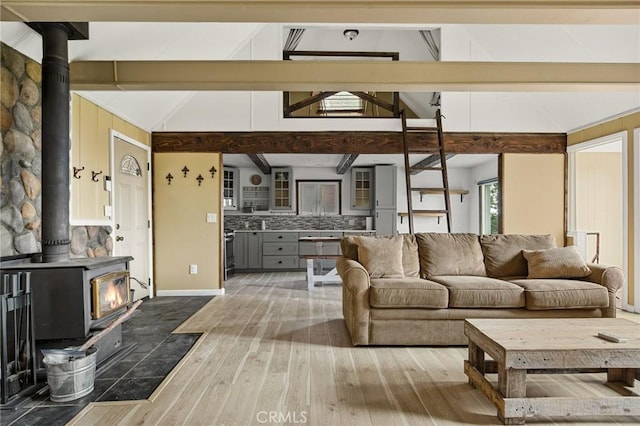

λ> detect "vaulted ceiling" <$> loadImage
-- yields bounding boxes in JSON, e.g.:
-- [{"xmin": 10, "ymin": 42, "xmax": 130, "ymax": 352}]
[{"xmin": 1, "ymin": 1, "xmax": 638, "ymax": 138}]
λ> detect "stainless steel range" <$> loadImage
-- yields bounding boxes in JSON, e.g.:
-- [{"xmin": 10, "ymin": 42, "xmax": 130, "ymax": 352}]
[{"xmin": 223, "ymin": 230, "xmax": 235, "ymax": 280}]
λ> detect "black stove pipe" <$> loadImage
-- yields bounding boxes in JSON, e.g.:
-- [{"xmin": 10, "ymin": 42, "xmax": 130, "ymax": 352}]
[
  {"xmin": 27, "ymin": 22, "xmax": 88, "ymax": 262},
  {"xmin": 40, "ymin": 23, "xmax": 72, "ymax": 262}
]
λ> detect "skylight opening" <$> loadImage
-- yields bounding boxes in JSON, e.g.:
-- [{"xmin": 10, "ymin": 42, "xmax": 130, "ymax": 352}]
[{"xmin": 318, "ymin": 92, "xmax": 363, "ymax": 115}]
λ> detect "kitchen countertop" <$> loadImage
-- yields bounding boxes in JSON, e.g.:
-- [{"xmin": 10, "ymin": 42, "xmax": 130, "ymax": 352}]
[{"xmin": 233, "ymin": 229, "xmax": 375, "ymax": 233}]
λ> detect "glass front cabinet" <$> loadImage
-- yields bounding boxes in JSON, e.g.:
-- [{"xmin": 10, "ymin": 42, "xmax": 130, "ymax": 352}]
[
  {"xmin": 270, "ymin": 167, "xmax": 293, "ymax": 211},
  {"xmin": 351, "ymin": 167, "xmax": 372, "ymax": 210},
  {"xmin": 223, "ymin": 167, "xmax": 238, "ymax": 210}
]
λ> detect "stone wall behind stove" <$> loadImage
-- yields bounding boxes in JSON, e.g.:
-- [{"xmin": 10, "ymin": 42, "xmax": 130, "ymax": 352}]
[{"xmin": 1, "ymin": 42, "xmax": 112, "ymax": 259}]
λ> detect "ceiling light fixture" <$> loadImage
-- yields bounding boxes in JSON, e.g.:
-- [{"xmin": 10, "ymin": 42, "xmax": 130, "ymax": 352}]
[{"xmin": 343, "ymin": 29, "xmax": 359, "ymax": 41}]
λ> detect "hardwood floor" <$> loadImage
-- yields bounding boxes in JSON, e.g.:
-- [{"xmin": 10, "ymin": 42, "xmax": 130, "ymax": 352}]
[{"xmin": 70, "ymin": 272, "xmax": 640, "ymax": 425}]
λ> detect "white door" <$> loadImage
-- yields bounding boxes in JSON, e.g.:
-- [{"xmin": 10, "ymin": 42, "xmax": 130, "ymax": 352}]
[{"xmin": 113, "ymin": 135, "xmax": 151, "ymax": 300}]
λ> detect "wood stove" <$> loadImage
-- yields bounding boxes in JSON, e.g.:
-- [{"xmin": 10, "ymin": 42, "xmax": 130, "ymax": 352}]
[{"xmin": 0, "ymin": 256, "xmax": 133, "ymax": 367}]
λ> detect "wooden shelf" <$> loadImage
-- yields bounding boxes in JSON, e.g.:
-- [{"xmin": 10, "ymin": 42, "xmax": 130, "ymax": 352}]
[
  {"xmin": 411, "ymin": 187, "xmax": 469, "ymax": 202},
  {"xmin": 398, "ymin": 210, "xmax": 447, "ymax": 224}
]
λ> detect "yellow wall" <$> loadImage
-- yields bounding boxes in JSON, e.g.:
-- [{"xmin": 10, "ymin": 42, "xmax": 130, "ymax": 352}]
[
  {"xmin": 568, "ymin": 111, "xmax": 640, "ymax": 308},
  {"xmin": 153, "ymin": 153, "xmax": 223, "ymax": 293},
  {"xmin": 71, "ymin": 93, "xmax": 151, "ymax": 223},
  {"xmin": 575, "ymin": 152, "xmax": 623, "ymax": 267},
  {"xmin": 501, "ymin": 153, "xmax": 565, "ymax": 245}
]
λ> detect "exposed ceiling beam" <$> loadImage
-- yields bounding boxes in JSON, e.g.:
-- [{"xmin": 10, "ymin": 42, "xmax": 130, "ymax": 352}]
[
  {"xmin": 246, "ymin": 153, "xmax": 272, "ymax": 175},
  {"xmin": 410, "ymin": 154, "xmax": 456, "ymax": 175},
  {"xmin": 152, "ymin": 131, "xmax": 566, "ymax": 154},
  {"xmin": 1, "ymin": 1, "xmax": 637, "ymax": 24},
  {"xmin": 69, "ymin": 61, "xmax": 640, "ymax": 92},
  {"xmin": 336, "ymin": 154, "xmax": 360, "ymax": 175}
]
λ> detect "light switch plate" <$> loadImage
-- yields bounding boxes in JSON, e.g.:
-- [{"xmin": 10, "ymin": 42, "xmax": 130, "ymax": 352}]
[
  {"xmin": 206, "ymin": 213, "xmax": 217, "ymax": 223},
  {"xmin": 189, "ymin": 264, "xmax": 198, "ymax": 274}
]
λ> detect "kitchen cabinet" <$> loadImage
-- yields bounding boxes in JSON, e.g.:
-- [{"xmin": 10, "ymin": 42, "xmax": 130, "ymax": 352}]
[
  {"xmin": 351, "ymin": 168, "xmax": 373, "ymax": 210},
  {"xmin": 270, "ymin": 167, "xmax": 293, "ymax": 211},
  {"xmin": 247, "ymin": 232, "xmax": 263, "ymax": 269},
  {"xmin": 223, "ymin": 167, "xmax": 239, "ymax": 210},
  {"xmin": 373, "ymin": 165, "xmax": 397, "ymax": 235},
  {"xmin": 262, "ymin": 232, "xmax": 298, "ymax": 269},
  {"xmin": 374, "ymin": 209, "xmax": 397, "ymax": 236},
  {"xmin": 233, "ymin": 232, "xmax": 247, "ymax": 269},
  {"xmin": 298, "ymin": 231, "xmax": 342, "ymax": 270},
  {"xmin": 374, "ymin": 165, "xmax": 397, "ymax": 209},
  {"xmin": 236, "ymin": 231, "xmax": 262, "ymax": 270}
]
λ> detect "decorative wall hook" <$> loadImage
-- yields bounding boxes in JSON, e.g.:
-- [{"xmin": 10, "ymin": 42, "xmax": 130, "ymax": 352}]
[
  {"xmin": 209, "ymin": 166, "xmax": 217, "ymax": 178},
  {"xmin": 182, "ymin": 166, "xmax": 190, "ymax": 177},
  {"xmin": 166, "ymin": 173, "xmax": 174, "ymax": 185},
  {"xmin": 73, "ymin": 166, "xmax": 84, "ymax": 179},
  {"xmin": 91, "ymin": 170, "xmax": 103, "ymax": 182},
  {"xmin": 196, "ymin": 174, "xmax": 204, "ymax": 186}
]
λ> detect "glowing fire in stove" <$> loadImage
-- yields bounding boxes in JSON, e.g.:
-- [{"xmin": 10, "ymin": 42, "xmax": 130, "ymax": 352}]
[
  {"xmin": 91, "ymin": 271, "xmax": 130, "ymax": 319},
  {"xmin": 103, "ymin": 282, "xmax": 125, "ymax": 309}
]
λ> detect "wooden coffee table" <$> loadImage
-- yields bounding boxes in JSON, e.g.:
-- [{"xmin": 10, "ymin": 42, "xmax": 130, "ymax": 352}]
[{"xmin": 464, "ymin": 318, "xmax": 640, "ymax": 424}]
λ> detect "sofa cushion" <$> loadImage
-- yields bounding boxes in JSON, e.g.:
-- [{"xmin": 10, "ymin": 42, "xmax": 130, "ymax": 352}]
[
  {"xmin": 342, "ymin": 234, "xmax": 419, "ymax": 277},
  {"xmin": 523, "ymin": 246, "xmax": 592, "ymax": 279},
  {"xmin": 416, "ymin": 233, "xmax": 486, "ymax": 277},
  {"xmin": 369, "ymin": 278, "xmax": 448, "ymax": 308},
  {"xmin": 510, "ymin": 279, "xmax": 608, "ymax": 310},
  {"xmin": 429, "ymin": 276, "xmax": 525, "ymax": 308},
  {"xmin": 356, "ymin": 235, "xmax": 404, "ymax": 278},
  {"xmin": 401, "ymin": 234, "xmax": 420, "ymax": 278},
  {"xmin": 480, "ymin": 234, "xmax": 556, "ymax": 278}
]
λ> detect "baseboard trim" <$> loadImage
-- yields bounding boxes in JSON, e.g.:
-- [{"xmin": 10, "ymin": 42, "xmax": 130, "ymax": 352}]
[{"xmin": 156, "ymin": 289, "xmax": 225, "ymax": 297}]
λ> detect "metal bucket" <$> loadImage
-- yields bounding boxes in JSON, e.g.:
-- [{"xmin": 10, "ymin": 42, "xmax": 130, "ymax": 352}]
[{"xmin": 43, "ymin": 346, "xmax": 98, "ymax": 402}]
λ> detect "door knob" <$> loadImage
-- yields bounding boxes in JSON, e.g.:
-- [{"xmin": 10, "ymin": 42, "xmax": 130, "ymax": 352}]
[{"xmin": 115, "ymin": 236, "xmax": 124, "ymax": 242}]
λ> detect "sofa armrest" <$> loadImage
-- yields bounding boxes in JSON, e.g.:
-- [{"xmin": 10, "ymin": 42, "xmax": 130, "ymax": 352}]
[
  {"xmin": 583, "ymin": 263, "xmax": 624, "ymax": 317},
  {"xmin": 337, "ymin": 257, "xmax": 371, "ymax": 345}
]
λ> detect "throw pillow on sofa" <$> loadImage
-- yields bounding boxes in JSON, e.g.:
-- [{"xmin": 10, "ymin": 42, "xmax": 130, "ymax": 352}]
[
  {"xmin": 341, "ymin": 234, "xmax": 420, "ymax": 277},
  {"xmin": 480, "ymin": 234, "xmax": 556, "ymax": 278},
  {"xmin": 416, "ymin": 233, "xmax": 486, "ymax": 277},
  {"xmin": 354, "ymin": 235, "xmax": 404, "ymax": 278},
  {"xmin": 523, "ymin": 246, "xmax": 592, "ymax": 279}
]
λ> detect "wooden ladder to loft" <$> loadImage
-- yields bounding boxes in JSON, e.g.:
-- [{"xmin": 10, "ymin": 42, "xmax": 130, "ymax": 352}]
[{"xmin": 401, "ymin": 109, "xmax": 452, "ymax": 234}]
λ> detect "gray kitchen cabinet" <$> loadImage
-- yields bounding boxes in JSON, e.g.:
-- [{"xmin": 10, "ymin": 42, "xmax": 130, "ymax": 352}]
[
  {"xmin": 270, "ymin": 167, "xmax": 293, "ymax": 211},
  {"xmin": 298, "ymin": 231, "xmax": 342, "ymax": 269},
  {"xmin": 374, "ymin": 209, "xmax": 397, "ymax": 236},
  {"xmin": 223, "ymin": 167, "xmax": 239, "ymax": 210},
  {"xmin": 374, "ymin": 165, "xmax": 397, "ymax": 209},
  {"xmin": 373, "ymin": 165, "xmax": 397, "ymax": 235},
  {"xmin": 247, "ymin": 231, "xmax": 263, "ymax": 269},
  {"xmin": 351, "ymin": 168, "xmax": 373, "ymax": 210},
  {"xmin": 262, "ymin": 232, "xmax": 298, "ymax": 269},
  {"xmin": 234, "ymin": 232, "xmax": 247, "ymax": 269}
]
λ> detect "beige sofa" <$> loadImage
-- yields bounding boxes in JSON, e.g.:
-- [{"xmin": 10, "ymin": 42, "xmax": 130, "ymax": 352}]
[{"xmin": 337, "ymin": 233, "xmax": 624, "ymax": 346}]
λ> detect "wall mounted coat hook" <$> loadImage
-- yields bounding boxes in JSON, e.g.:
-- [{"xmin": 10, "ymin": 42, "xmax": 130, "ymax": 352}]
[
  {"xmin": 91, "ymin": 170, "xmax": 103, "ymax": 182},
  {"xmin": 182, "ymin": 166, "xmax": 190, "ymax": 177},
  {"xmin": 209, "ymin": 166, "xmax": 217, "ymax": 178},
  {"xmin": 196, "ymin": 174, "xmax": 204, "ymax": 186},
  {"xmin": 166, "ymin": 173, "xmax": 174, "ymax": 185},
  {"xmin": 73, "ymin": 166, "xmax": 84, "ymax": 179}
]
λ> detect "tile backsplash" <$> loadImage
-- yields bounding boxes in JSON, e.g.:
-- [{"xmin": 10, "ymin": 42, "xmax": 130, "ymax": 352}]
[{"xmin": 224, "ymin": 215, "xmax": 370, "ymax": 231}]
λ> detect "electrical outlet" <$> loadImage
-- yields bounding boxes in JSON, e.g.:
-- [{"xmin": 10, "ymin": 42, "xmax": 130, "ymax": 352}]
[
  {"xmin": 206, "ymin": 213, "xmax": 217, "ymax": 223},
  {"xmin": 348, "ymin": 219, "xmax": 355, "ymax": 225},
  {"xmin": 189, "ymin": 264, "xmax": 198, "ymax": 274}
]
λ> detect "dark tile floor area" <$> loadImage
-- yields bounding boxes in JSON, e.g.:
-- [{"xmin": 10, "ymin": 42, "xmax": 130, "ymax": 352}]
[{"xmin": 1, "ymin": 296, "xmax": 211, "ymax": 426}]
